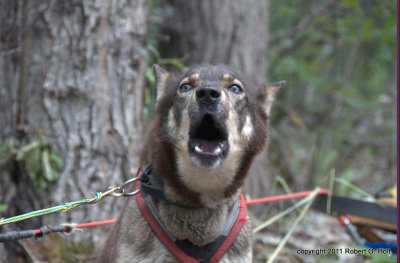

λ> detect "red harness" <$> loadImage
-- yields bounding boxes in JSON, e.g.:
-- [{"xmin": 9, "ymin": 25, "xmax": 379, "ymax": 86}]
[{"xmin": 135, "ymin": 168, "xmax": 247, "ymax": 263}]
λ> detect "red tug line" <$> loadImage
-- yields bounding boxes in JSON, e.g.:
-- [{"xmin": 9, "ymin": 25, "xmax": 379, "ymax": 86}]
[{"xmin": 245, "ymin": 188, "xmax": 329, "ymax": 205}]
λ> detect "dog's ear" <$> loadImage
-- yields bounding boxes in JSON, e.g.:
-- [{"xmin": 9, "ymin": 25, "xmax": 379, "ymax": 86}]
[
  {"xmin": 259, "ymin": 81, "xmax": 285, "ymax": 116},
  {"xmin": 153, "ymin": 64, "xmax": 170, "ymax": 102}
]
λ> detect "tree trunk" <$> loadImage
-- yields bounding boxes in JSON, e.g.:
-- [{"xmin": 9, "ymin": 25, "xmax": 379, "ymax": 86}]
[
  {"xmin": 0, "ymin": 0, "xmax": 147, "ymax": 260},
  {"xmin": 159, "ymin": 0, "xmax": 273, "ymax": 197}
]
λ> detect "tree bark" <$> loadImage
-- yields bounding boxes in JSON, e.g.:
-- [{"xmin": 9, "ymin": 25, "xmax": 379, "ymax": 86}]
[
  {"xmin": 159, "ymin": 0, "xmax": 273, "ymax": 197},
  {"xmin": 0, "ymin": 0, "xmax": 147, "ymax": 259}
]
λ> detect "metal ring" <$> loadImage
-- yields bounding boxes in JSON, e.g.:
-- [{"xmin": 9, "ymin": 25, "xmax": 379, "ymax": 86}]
[
  {"xmin": 123, "ymin": 188, "xmax": 140, "ymax": 197},
  {"xmin": 120, "ymin": 177, "xmax": 140, "ymax": 189},
  {"xmin": 120, "ymin": 177, "xmax": 141, "ymax": 197}
]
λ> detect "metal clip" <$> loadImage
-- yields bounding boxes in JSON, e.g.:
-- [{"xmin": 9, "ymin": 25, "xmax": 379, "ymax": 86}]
[
  {"xmin": 61, "ymin": 223, "xmax": 82, "ymax": 236},
  {"xmin": 102, "ymin": 186, "xmax": 124, "ymax": 197},
  {"xmin": 102, "ymin": 177, "xmax": 141, "ymax": 198}
]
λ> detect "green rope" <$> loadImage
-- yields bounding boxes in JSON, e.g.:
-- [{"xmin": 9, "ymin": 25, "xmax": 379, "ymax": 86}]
[{"xmin": 0, "ymin": 192, "xmax": 104, "ymax": 226}]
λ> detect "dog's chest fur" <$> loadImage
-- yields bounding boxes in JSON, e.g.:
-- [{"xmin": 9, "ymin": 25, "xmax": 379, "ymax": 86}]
[
  {"xmin": 103, "ymin": 199, "xmax": 252, "ymax": 263},
  {"xmin": 158, "ymin": 200, "xmax": 231, "ymax": 244},
  {"xmin": 98, "ymin": 65, "xmax": 283, "ymax": 262}
]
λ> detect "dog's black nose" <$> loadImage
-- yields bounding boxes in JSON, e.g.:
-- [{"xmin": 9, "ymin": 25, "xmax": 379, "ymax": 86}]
[{"xmin": 196, "ymin": 86, "xmax": 221, "ymax": 106}]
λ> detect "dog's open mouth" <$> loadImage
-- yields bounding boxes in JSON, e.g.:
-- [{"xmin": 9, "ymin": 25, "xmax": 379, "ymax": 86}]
[{"xmin": 188, "ymin": 114, "xmax": 229, "ymax": 167}]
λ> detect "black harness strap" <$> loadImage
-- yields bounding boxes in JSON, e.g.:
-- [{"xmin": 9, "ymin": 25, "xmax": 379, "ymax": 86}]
[{"xmin": 140, "ymin": 165, "xmax": 201, "ymax": 209}]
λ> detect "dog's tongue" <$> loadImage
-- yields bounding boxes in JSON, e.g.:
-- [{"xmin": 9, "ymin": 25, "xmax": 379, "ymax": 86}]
[{"xmin": 198, "ymin": 139, "xmax": 219, "ymax": 153}]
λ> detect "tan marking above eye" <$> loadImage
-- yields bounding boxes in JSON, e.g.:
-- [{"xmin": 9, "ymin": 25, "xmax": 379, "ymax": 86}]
[
  {"xmin": 232, "ymin": 78, "xmax": 243, "ymax": 88},
  {"xmin": 222, "ymin": 75, "xmax": 244, "ymax": 90},
  {"xmin": 189, "ymin": 73, "xmax": 200, "ymax": 82},
  {"xmin": 179, "ymin": 77, "xmax": 189, "ymax": 86},
  {"xmin": 223, "ymin": 74, "xmax": 234, "ymax": 82},
  {"xmin": 179, "ymin": 74, "xmax": 201, "ymax": 88}
]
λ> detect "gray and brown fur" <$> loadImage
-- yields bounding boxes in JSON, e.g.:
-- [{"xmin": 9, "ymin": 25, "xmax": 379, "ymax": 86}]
[{"xmin": 98, "ymin": 65, "xmax": 284, "ymax": 263}]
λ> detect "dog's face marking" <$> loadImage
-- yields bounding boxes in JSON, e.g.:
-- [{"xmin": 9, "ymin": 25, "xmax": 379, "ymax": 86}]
[
  {"xmin": 152, "ymin": 65, "xmax": 284, "ymax": 201},
  {"xmin": 175, "ymin": 68, "xmax": 248, "ymax": 173},
  {"xmin": 241, "ymin": 115, "xmax": 253, "ymax": 140}
]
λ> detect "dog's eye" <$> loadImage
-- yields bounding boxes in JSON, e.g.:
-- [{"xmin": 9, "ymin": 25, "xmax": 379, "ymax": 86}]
[
  {"xmin": 228, "ymin": 84, "xmax": 243, "ymax": 94},
  {"xmin": 179, "ymin": 83, "xmax": 193, "ymax": 93}
]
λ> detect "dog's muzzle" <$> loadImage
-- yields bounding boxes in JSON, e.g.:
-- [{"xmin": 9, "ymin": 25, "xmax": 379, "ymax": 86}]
[
  {"xmin": 196, "ymin": 85, "xmax": 221, "ymax": 112},
  {"xmin": 188, "ymin": 85, "xmax": 229, "ymax": 168}
]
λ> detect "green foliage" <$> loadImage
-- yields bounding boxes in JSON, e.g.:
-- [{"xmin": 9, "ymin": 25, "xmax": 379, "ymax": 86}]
[
  {"xmin": 145, "ymin": 2, "xmax": 186, "ymax": 113},
  {"xmin": 146, "ymin": 43, "xmax": 186, "ymax": 86},
  {"xmin": 0, "ymin": 139, "xmax": 64, "ymax": 189},
  {"xmin": 144, "ymin": 42, "xmax": 186, "ymax": 112},
  {"xmin": 0, "ymin": 140, "xmax": 16, "ymax": 166},
  {"xmin": 269, "ymin": 0, "xmax": 395, "ymax": 191},
  {"xmin": 334, "ymin": 177, "xmax": 375, "ymax": 200},
  {"xmin": 336, "ymin": 169, "xmax": 357, "ymax": 196},
  {"xmin": 61, "ymin": 240, "xmax": 95, "ymax": 263}
]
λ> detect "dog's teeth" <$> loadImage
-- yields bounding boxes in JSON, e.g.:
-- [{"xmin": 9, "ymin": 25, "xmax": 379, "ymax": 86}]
[
  {"xmin": 195, "ymin": 146, "xmax": 202, "ymax": 153},
  {"xmin": 213, "ymin": 147, "xmax": 221, "ymax": 155}
]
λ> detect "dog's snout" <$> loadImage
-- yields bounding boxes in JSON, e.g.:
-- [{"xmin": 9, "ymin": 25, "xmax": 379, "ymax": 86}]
[{"xmin": 196, "ymin": 86, "xmax": 221, "ymax": 105}]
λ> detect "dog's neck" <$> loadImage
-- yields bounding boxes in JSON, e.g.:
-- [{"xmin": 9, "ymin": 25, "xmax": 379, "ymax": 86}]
[
  {"xmin": 158, "ymin": 189, "xmax": 238, "ymax": 245},
  {"xmin": 151, "ymin": 162, "xmax": 240, "ymax": 208},
  {"xmin": 148, "ymin": 167, "xmax": 240, "ymax": 245}
]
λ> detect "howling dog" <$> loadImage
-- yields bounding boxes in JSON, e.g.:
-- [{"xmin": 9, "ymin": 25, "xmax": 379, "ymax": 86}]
[{"xmin": 99, "ymin": 65, "xmax": 284, "ymax": 263}]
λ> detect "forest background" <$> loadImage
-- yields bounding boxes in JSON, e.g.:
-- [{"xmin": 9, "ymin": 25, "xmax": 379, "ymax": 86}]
[{"xmin": 0, "ymin": 0, "xmax": 396, "ymax": 262}]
